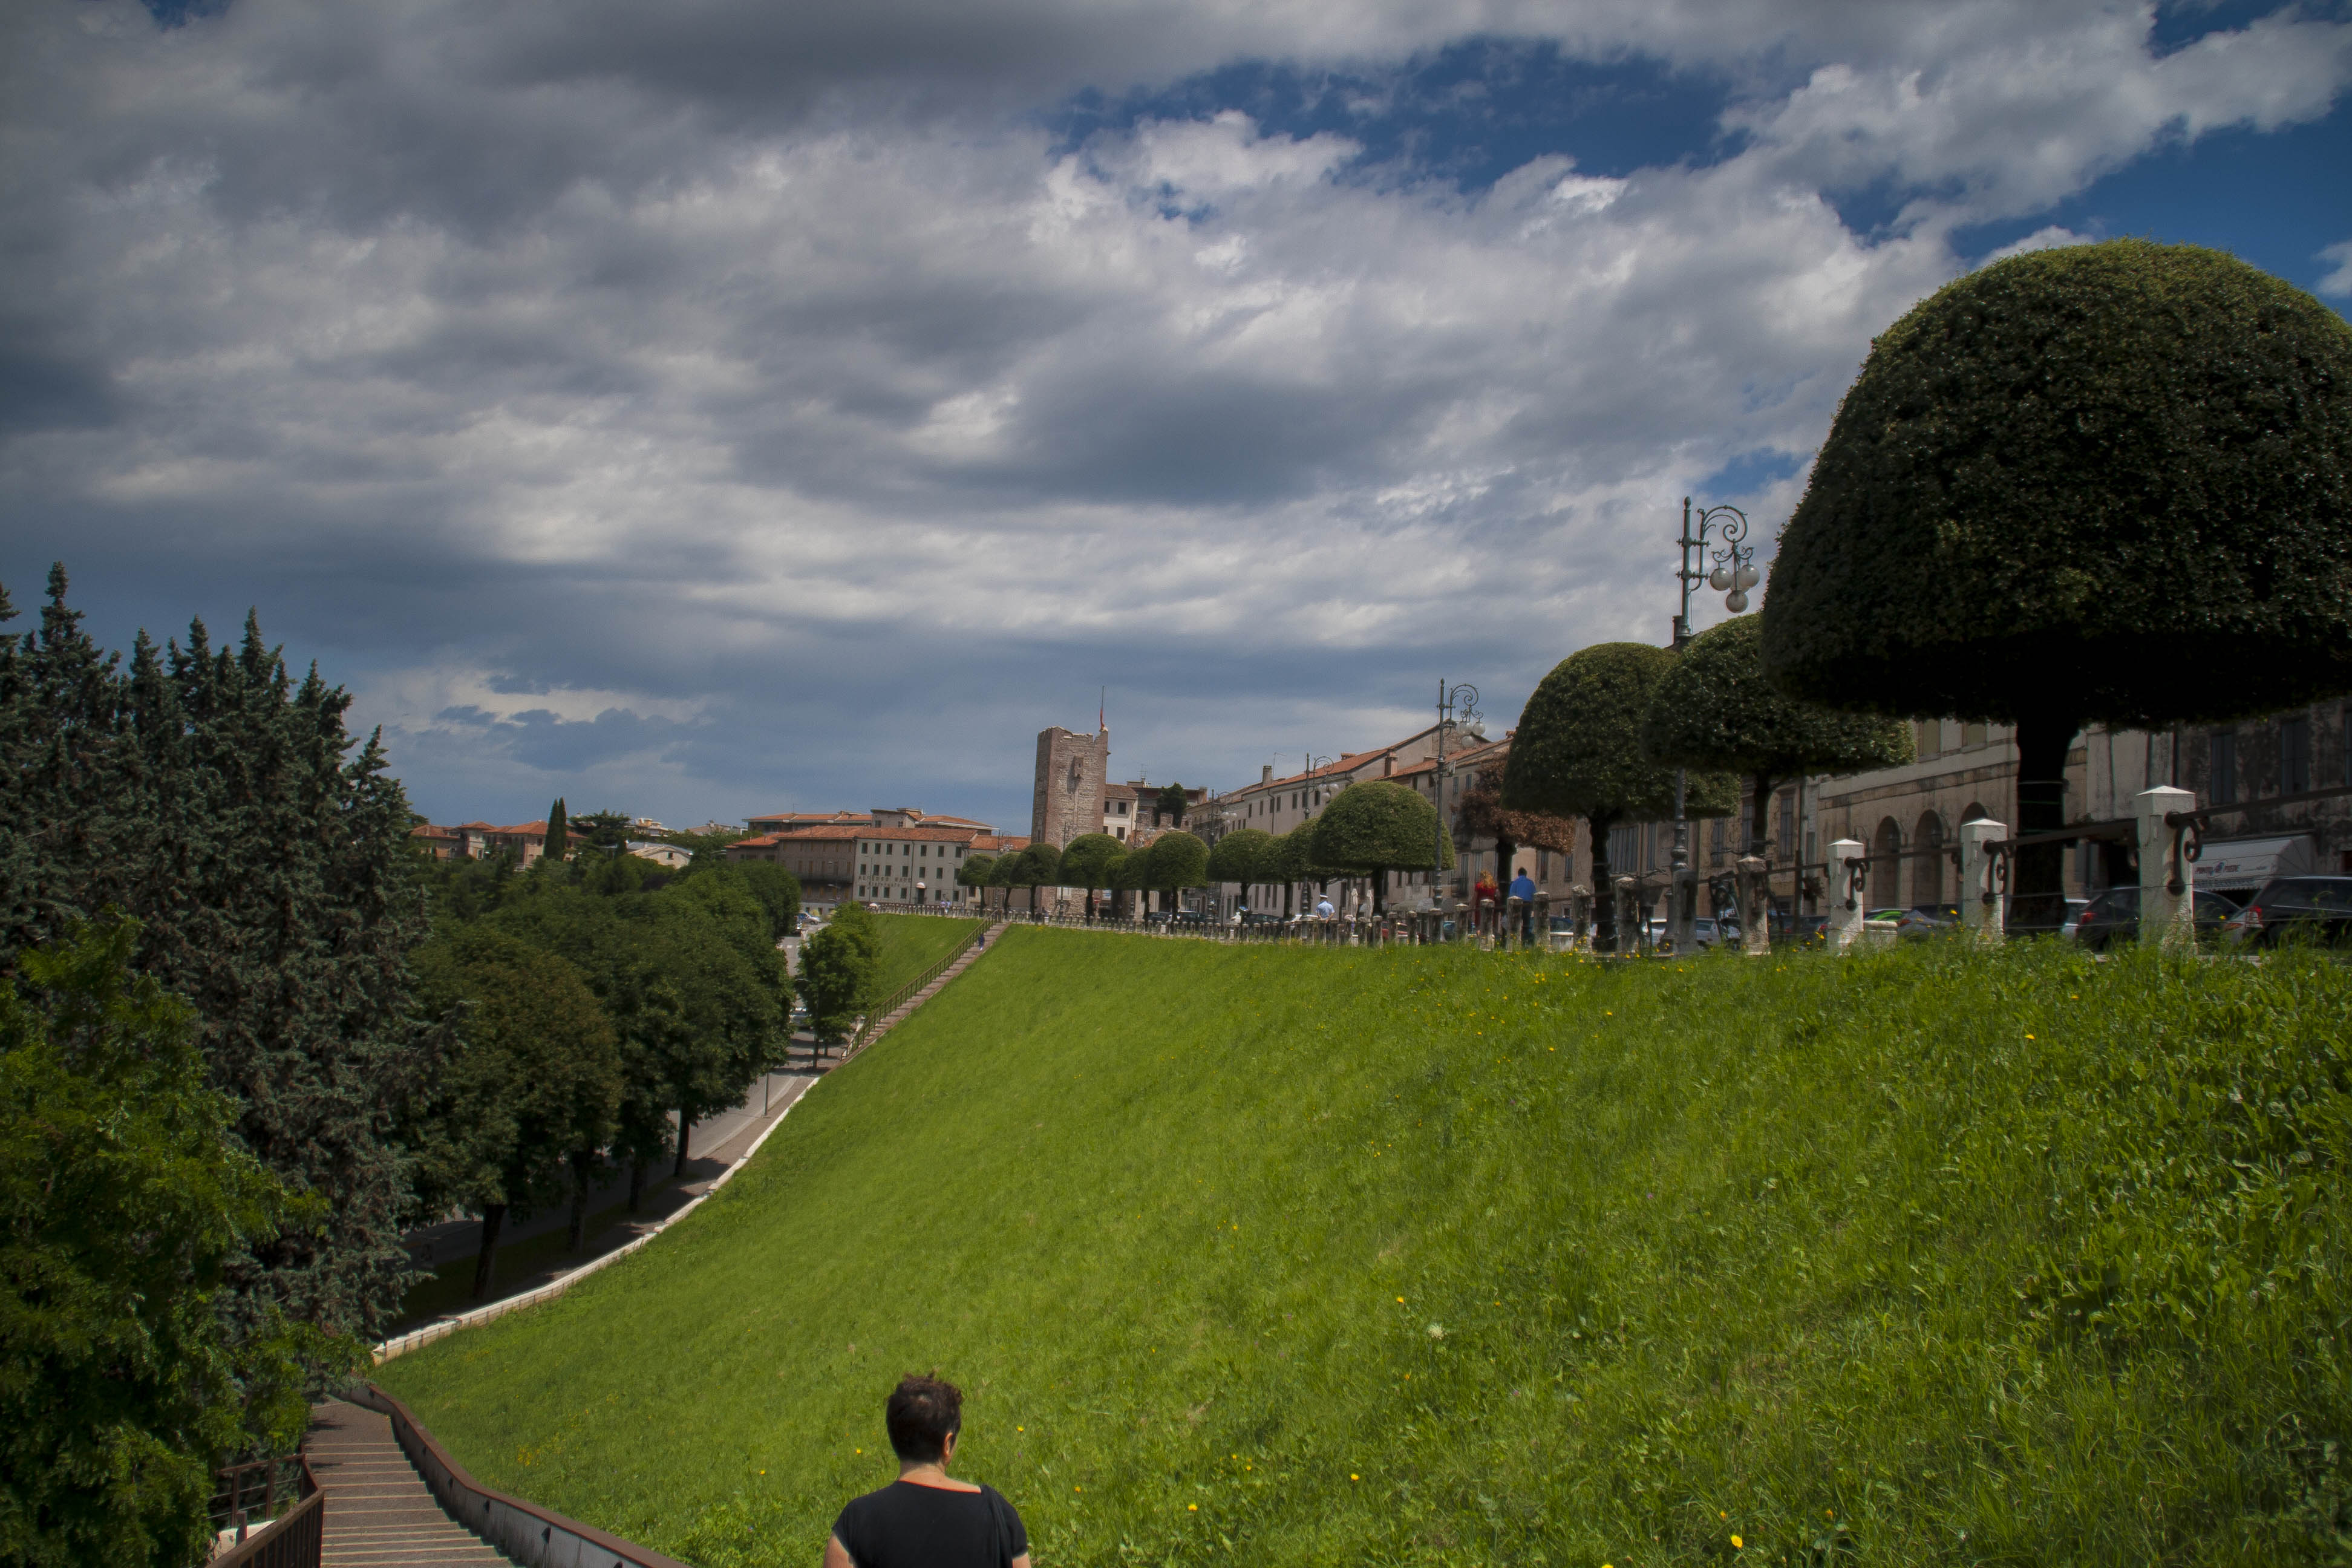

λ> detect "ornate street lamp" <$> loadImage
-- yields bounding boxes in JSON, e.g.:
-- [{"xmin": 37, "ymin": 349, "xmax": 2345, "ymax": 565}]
[
  {"xmin": 1433, "ymin": 681, "xmax": 1479, "ymax": 915},
  {"xmin": 1668, "ymin": 498, "xmax": 1756, "ymax": 949}
]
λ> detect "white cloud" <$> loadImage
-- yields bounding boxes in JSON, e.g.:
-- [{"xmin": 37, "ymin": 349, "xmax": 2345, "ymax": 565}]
[{"xmin": 2321, "ymin": 239, "xmax": 2352, "ymax": 297}]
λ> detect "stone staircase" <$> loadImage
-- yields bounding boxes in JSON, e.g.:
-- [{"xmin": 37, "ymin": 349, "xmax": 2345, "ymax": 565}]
[
  {"xmin": 836, "ymin": 921, "xmax": 1005, "ymax": 1065},
  {"xmin": 309, "ymin": 1400, "xmax": 508, "ymax": 1566}
]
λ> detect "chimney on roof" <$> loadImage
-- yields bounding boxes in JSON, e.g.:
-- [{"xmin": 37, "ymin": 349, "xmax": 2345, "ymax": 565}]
[{"xmin": 1261, "ymin": 764, "xmax": 1272, "ymax": 783}]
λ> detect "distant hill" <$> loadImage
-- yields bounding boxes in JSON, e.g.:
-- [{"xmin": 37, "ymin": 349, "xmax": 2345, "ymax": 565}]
[{"xmin": 376, "ymin": 929, "xmax": 2352, "ymax": 1566}]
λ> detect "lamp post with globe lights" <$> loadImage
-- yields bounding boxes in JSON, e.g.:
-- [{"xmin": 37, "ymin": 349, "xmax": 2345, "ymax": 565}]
[
  {"xmin": 1668, "ymin": 498, "xmax": 1757, "ymax": 949},
  {"xmin": 1433, "ymin": 681, "xmax": 1480, "ymax": 921}
]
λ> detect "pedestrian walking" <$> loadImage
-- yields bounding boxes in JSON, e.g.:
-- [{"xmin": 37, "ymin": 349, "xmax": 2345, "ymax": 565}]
[
  {"xmin": 1509, "ymin": 867, "xmax": 1538, "ymax": 945},
  {"xmin": 826, "ymin": 1374, "xmax": 1028, "ymax": 1568}
]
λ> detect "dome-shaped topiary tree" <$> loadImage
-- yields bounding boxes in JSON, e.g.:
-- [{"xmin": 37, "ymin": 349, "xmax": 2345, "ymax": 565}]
[
  {"xmin": 1137, "ymin": 830, "xmax": 1209, "ymax": 915},
  {"xmin": 1308, "ymin": 781, "xmax": 1454, "ymax": 912},
  {"xmin": 1643, "ymin": 613, "xmax": 1913, "ymax": 860},
  {"xmin": 1763, "ymin": 240, "xmax": 2352, "ymax": 931},
  {"xmin": 1204, "ymin": 826, "xmax": 1276, "ymax": 903},
  {"xmin": 1503, "ymin": 642, "xmax": 1737, "ymax": 952},
  {"xmin": 1057, "ymin": 832, "xmax": 1125, "ymax": 922}
]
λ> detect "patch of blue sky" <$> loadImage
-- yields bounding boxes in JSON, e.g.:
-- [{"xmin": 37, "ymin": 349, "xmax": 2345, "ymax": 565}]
[
  {"xmin": 1954, "ymin": 100, "xmax": 2352, "ymax": 305},
  {"xmin": 1699, "ymin": 448, "xmax": 1806, "ymax": 500},
  {"xmin": 1047, "ymin": 37, "xmax": 1743, "ymax": 193}
]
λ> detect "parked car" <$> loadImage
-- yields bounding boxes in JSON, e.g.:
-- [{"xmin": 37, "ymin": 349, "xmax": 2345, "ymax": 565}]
[
  {"xmin": 2070, "ymin": 886, "xmax": 2242, "ymax": 951},
  {"xmin": 2056, "ymin": 898, "xmax": 2089, "ymax": 939},
  {"xmin": 1775, "ymin": 911, "xmax": 1830, "ymax": 946},
  {"xmin": 2220, "ymin": 877, "xmax": 2352, "ymax": 949},
  {"xmin": 1895, "ymin": 903, "xmax": 1962, "ymax": 939},
  {"xmin": 1240, "ymin": 911, "xmax": 1288, "ymax": 927},
  {"xmin": 1641, "ymin": 916, "xmax": 1731, "ymax": 950},
  {"xmin": 1172, "ymin": 909, "xmax": 1213, "ymax": 927}
]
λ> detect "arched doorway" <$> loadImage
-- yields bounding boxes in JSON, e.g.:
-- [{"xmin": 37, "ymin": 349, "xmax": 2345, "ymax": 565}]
[
  {"xmin": 1913, "ymin": 811, "xmax": 1947, "ymax": 906},
  {"xmin": 1872, "ymin": 818, "xmax": 1903, "ymax": 909}
]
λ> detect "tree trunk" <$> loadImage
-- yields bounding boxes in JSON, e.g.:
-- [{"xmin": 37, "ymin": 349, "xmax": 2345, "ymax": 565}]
[
  {"xmin": 1282, "ymin": 878, "xmax": 1293, "ymax": 919},
  {"xmin": 1590, "ymin": 812, "xmax": 1620, "ymax": 953},
  {"xmin": 2011, "ymin": 714, "xmax": 2078, "ymax": 935},
  {"xmin": 673, "ymin": 1109, "xmax": 693, "ymax": 1177},
  {"xmin": 627, "ymin": 1157, "xmax": 647, "ymax": 1215},
  {"xmin": 567, "ymin": 1151, "xmax": 592, "ymax": 1253},
  {"xmin": 1373, "ymin": 866, "xmax": 1388, "ymax": 913},
  {"xmin": 1748, "ymin": 772, "xmax": 1780, "ymax": 860},
  {"xmin": 470, "ymin": 1203, "xmax": 507, "ymax": 1302}
]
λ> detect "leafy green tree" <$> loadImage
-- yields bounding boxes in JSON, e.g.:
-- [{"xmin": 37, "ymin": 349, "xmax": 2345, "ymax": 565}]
[
  {"xmin": 546, "ymin": 798, "xmax": 569, "ymax": 861},
  {"xmin": 0, "ymin": 570, "xmax": 431, "ymax": 1342},
  {"xmin": 1204, "ymin": 827, "xmax": 1275, "ymax": 898},
  {"xmin": 1642, "ymin": 613, "xmax": 1913, "ymax": 858},
  {"xmin": 1057, "ymin": 834, "xmax": 1124, "ymax": 921},
  {"xmin": 1503, "ymin": 643, "xmax": 1736, "ymax": 952},
  {"xmin": 1, "ymin": 921, "xmax": 357, "ymax": 1568},
  {"xmin": 1763, "ymin": 240, "xmax": 2352, "ymax": 929},
  {"xmin": 957, "ymin": 853, "xmax": 998, "ymax": 913},
  {"xmin": 1310, "ymin": 783, "xmax": 1454, "ymax": 912},
  {"xmin": 572, "ymin": 809, "xmax": 632, "ymax": 854},
  {"xmin": 797, "ymin": 901, "xmax": 880, "ymax": 1041},
  {"xmin": 730, "ymin": 860, "xmax": 803, "ymax": 944},
  {"xmin": 412, "ymin": 927, "xmax": 621, "ymax": 1290},
  {"xmin": 1137, "ymin": 831, "xmax": 1210, "ymax": 914},
  {"xmin": 1006, "ymin": 840, "xmax": 1065, "ymax": 916},
  {"xmin": 1154, "ymin": 782, "xmax": 1190, "ymax": 826}
]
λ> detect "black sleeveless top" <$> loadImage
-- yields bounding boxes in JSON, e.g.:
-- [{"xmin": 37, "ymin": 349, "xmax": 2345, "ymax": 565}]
[{"xmin": 833, "ymin": 1480, "xmax": 1027, "ymax": 1568}]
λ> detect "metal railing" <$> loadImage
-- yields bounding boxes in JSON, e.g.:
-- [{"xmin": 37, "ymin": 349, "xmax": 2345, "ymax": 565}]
[
  {"xmin": 209, "ymin": 1454, "xmax": 322, "ymax": 1568},
  {"xmin": 836, "ymin": 921, "xmax": 991, "ymax": 1059},
  {"xmin": 348, "ymin": 1383, "xmax": 690, "ymax": 1568}
]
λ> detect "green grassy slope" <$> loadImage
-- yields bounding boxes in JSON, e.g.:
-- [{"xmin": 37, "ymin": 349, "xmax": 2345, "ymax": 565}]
[
  {"xmin": 867, "ymin": 911, "xmax": 985, "ymax": 998},
  {"xmin": 376, "ymin": 930, "xmax": 2352, "ymax": 1566}
]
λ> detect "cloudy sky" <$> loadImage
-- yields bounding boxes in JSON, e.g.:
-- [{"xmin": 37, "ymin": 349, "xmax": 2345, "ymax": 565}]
[{"xmin": 3, "ymin": 0, "xmax": 2348, "ymax": 831}]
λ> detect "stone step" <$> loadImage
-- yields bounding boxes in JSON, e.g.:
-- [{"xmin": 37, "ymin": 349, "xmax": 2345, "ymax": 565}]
[{"xmin": 308, "ymin": 1400, "xmax": 514, "ymax": 1566}]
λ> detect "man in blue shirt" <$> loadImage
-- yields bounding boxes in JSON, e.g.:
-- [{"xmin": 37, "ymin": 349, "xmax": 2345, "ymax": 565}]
[{"xmin": 1508, "ymin": 867, "xmax": 1538, "ymax": 945}]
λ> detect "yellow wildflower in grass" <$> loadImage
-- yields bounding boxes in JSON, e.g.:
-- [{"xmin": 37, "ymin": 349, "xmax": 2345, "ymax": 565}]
[
  {"xmin": 1189, "ymin": 1504, "xmax": 1198, "ymax": 1512},
  {"xmin": 1731, "ymin": 1535, "xmax": 1743, "ymax": 1549}
]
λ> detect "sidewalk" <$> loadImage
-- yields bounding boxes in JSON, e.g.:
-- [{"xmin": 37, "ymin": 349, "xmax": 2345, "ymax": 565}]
[{"xmin": 388, "ymin": 1072, "xmax": 818, "ymax": 1339}]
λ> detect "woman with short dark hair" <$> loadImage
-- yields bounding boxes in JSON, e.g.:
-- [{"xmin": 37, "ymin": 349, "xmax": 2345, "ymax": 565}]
[{"xmin": 825, "ymin": 1374, "xmax": 1030, "ymax": 1568}]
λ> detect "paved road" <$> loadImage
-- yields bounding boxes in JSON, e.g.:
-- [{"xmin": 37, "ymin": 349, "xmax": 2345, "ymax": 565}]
[{"xmin": 310, "ymin": 1401, "xmax": 508, "ymax": 1566}]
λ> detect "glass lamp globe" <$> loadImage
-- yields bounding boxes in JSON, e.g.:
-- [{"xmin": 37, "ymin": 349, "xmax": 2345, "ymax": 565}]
[
  {"xmin": 1708, "ymin": 566, "xmax": 1731, "ymax": 590},
  {"xmin": 1734, "ymin": 564, "xmax": 1760, "ymax": 591},
  {"xmin": 1725, "ymin": 589, "xmax": 1749, "ymax": 613}
]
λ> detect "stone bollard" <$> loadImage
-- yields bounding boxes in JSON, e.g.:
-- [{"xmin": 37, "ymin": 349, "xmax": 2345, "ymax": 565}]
[
  {"xmin": 1668, "ymin": 867, "xmax": 1698, "ymax": 955},
  {"xmin": 1569, "ymin": 884, "xmax": 1592, "ymax": 950},
  {"xmin": 1736, "ymin": 856, "xmax": 1771, "ymax": 955},
  {"xmin": 2136, "ymin": 786, "xmax": 2197, "ymax": 949},
  {"xmin": 1828, "ymin": 839, "xmax": 1867, "ymax": 951},
  {"xmin": 1612, "ymin": 875, "xmax": 1639, "ymax": 953},
  {"xmin": 1959, "ymin": 818, "xmax": 2008, "ymax": 944},
  {"xmin": 1535, "ymin": 890, "xmax": 1552, "ymax": 950}
]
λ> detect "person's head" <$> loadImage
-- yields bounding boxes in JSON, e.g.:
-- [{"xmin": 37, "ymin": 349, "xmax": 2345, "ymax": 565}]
[{"xmin": 886, "ymin": 1374, "xmax": 962, "ymax": 1466}]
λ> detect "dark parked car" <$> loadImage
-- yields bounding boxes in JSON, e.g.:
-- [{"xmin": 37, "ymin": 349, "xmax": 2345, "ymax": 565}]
[
  {"xmin": 2220, "ymin": 877, "xmax": 2352, "ymax": 949},
  {"xmin": 2071, "ymin": 886, "xmax": 2243, "ymax": 951}
]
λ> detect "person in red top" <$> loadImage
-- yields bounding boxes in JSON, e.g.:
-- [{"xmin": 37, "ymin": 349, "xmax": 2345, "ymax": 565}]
[
  {"xmin": 1472, "ymin": 871, "xmax": 1501, "ymax": 933},
  {"xmin": 826, "ymin": 1375, "xmax": 1028, "ymax": 1568}
]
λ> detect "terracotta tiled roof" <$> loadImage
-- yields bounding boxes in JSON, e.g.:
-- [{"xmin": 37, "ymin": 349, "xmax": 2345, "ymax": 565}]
[{"xmin": 972, "ymin": 834, "xmax": 1029, "ymax": 854}]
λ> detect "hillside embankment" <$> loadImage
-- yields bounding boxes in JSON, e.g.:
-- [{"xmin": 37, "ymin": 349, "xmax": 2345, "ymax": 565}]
[{"xmin": 376, "ymin": 929, "xmax": 2352, "ymax": 1566}]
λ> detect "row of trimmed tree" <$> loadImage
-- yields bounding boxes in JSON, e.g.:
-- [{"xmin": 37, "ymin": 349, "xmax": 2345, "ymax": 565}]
[
  {"xmin": 958, "ymin": 782, "xmax": 1459, "ymax": 921},
  {"xmin": 1507, "ymin": 238, "xmax": 2352, "ymax": 946}
]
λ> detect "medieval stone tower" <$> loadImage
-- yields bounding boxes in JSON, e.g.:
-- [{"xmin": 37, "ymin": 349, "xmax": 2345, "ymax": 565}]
[{"xmin": 1031, "ymin": 725, "xmax": 1109, "ymax": 848}]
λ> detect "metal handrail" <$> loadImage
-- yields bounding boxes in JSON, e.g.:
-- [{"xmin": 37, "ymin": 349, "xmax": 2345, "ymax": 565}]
[
  {"xmin": 839, "ymin": 921, "xmax": 990, "ymax": 1057},
  {"xmin": 211, "ymin": 1455, "xmax": 322, "ymax": 1568}
]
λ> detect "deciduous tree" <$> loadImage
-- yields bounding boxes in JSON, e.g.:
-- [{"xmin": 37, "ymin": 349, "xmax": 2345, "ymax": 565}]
[
  {"xmin": 1058, "ymin": 834, "xmax": 1124, "ymax": 921},
  {"xmin": 1643, "ymin": 613, "xmax": 1912, "ymax": 858},
  {"xmin": 1763, "ymin": 240, "xmax": 2352, "ymax": 929},
  {"xmin": 1503, "ymin": 643, "xmax": 1735, "ymax": 952},
  {"xmin": 1, "ymin": 920, "xmax": 355, "ymax": 1568},
  {"xmin": 1309, "ymin": 782, "xmax": 1453, "ymax": 912}
]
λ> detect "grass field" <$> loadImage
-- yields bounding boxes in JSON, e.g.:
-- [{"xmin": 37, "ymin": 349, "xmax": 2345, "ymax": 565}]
[
  {"xmin": 867, "ymin": 910, "xmax": 987, "ymax": 999},
  {"xmin": 374, "ymin": 929, "xmax": 2352, "ymax": 1566}
]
